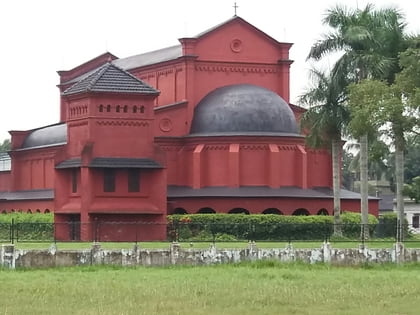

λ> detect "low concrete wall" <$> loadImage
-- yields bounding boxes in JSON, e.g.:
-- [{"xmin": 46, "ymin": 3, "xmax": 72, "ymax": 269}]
[{"xmin": 1, "ymin": 242, "xmax": 418, "ymax": 269}]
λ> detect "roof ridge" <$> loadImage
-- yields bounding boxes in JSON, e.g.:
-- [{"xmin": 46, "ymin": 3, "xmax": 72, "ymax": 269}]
[{"xmin": 85, "ymin": 63, "xmax": 111, "ymax": 91}]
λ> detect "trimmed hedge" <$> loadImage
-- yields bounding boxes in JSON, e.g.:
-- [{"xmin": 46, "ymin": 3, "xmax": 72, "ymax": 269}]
[
  {"xmin": 167, "ymin": 212, "xmax": 379, "ymax": 241},
  {"xmin": 0, "ymin": 212, "xmax": 53, "ymax": 223},
  {"xmin": 0, "ymin": 213, "xmax": 54, "ymax": 241},
  {"xmin": 376, "ymin": 213, "xmax": 408, "ymax": 238}
]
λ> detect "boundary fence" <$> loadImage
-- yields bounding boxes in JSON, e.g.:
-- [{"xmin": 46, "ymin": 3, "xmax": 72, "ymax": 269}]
[{"xmin": 0, "ymin": 220, "xmax": 416, "ymax": 244}]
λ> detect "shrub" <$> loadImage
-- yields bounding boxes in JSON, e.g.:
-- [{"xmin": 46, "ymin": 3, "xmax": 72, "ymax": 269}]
[
  {"xmin": 167, "ymin": 213, "xmax": 378, "ymax": 241},
  {"xmin": 376, "ymin": 213, "xmax": 408, "ymax": 239},
  {"xmin": 0, "ymin": 213, "xmax": 54, "ymax": 241}
]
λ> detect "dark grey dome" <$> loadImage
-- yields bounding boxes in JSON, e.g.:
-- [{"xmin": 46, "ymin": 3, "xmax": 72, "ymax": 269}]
[
  {"xmin": 21, "ymin": 124, "xmax": 67, "ymax": 149},
  {"xmin": 190, "ymin": 84, "xmax": 299, "ymax": 135}
]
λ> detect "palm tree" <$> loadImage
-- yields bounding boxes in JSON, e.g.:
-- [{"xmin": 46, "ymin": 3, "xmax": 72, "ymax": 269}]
[
  {"xmin": 300, "ymin": 68, "xmax": 349, "ymax": 235},
  {"xmin": 307, "ymin": 4, "xmax": 406, "ymax": 239}
]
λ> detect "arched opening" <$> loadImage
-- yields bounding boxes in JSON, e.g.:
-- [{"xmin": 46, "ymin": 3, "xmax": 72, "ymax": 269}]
[
  {"xmin": 18, "ymin": 209, "xmax": 23, "ymax": 213},
  {"xmin": 292, "ymin": 208, "xmax": 310, "ymax": 216},
  {"xmin": 116, "ymin": 105, "xmax": 120, "ymax": 113},
  {"xmin": 123, "ymin": 105, "xmax": 128, "ymax": 113},
  {"xmin": 2, "ymin": 210, "xmax": 7, "ymax": 214},
  {"xmin": 27, "ymin": 209, "xmax": 32, "ymax": 214},
  {"xmin": 106, "ymin": 105, "xmax": 111, "ymax": 112},
  {"xmin": 99, "ymin": 104, "xmax": 104, "ymax": 112},
  {"xmin": 133, "ymin": 106, "xmax": 137, "ymax": 113},
  {"xmin": 317, "ymin": 208, "xmax": 329, "ymax": 215},
  {"xmin": 197, "ymin": 207, "xmax": 216, "ymax": 214},
  {"xmin": 262, "ymin": 208, "xmax": 283, "ymax": 215},
  {"xmin": 44, "ymin": 209, "xmax": 50, "ymax": 214},
  {"xmin": 140, "ymin": 106, "xmax": 145, "ymax": 113},
  {"xmin": 36, "ymin": 209, "xmax": 41, "ymax": 213},
  {"xmin": 228, "ymin": 208, "xmax": 250, "ymax": 215},
  {"xmin": 11, "ymin": 209, "xmax": 15, "ymax": 213},
  {"xmin": 173, "ymin": 207, "xmax": 187, "ymax": 214}
]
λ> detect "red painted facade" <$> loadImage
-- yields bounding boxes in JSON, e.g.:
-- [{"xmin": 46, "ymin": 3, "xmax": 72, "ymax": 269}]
[{"xmin": 0, "ymin": 17, "xmax": 379, "ymax": 240}]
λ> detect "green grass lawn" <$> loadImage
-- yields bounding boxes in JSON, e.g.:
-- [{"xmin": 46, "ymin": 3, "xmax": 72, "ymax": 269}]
[{"xmin": 1, "ymin": 262, "xmax": 420, "ymax": 314}]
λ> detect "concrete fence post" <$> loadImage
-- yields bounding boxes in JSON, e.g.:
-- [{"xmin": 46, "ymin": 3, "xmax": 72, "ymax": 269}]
[
  {"xmin": 170, "ymin": 242, "xmax": 181, "ymax": 265},
  {"xmin": 322, "ymin": 242, "xmax": 331, "ymax": 264},
  {"xmin": 91, "ymin": 243, "xmax": 102, "ymax": 265},
  {"xmin": 1, "ymin": 244, "xmax": 15, "ymax": 269},
  {"xmin": 248, "ymin": 241, "xmax": 258, "ymax": 261},
  {"xmin": 285, "ymin": 243, "xmax": 295, "ymax": 262},
  {"xmin": 393, "ymin": 242, "xmax": 405, "ymax": 264}
]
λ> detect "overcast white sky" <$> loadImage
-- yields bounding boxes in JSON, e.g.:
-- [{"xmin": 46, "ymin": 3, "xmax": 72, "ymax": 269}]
[{"xmin": 0, "ymin": 0, "xmax": 419, "ymax": 142}]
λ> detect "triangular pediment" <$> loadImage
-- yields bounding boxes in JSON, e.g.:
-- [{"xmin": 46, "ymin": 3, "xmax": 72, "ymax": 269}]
[{"xmin": 179, "ymin": 16, "xmax": 292, "ymax": 64}]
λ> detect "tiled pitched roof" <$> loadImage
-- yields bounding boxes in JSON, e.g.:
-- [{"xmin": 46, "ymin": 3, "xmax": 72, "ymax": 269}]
[{"xmin": 62, "ymin": 63, "xmax": 159, "ymax": 96}]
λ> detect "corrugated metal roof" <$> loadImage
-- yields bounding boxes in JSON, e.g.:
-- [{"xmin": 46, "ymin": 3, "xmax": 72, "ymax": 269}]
[
  {"xmin": 89, "ymin": 157, "xmax": 163, "ymax": 169},
  {"xmin": 113, "ymin": 45, "xmax": 183, "ymax": 70},
  {"xmin": 0, "ymin": 153, "xmax": 11, "ymax": 171},
  {"xmin": 167, "ymin": 186, "xmax": 379, "ymax": 200},
  {"xmin": 20, "ymin": 123, "xmax": 67, "ymax": 150},
  {"xmin": 0, "ymin": 189, "xmax": 53, "ymax": 201},
  {"xmin": 55, "ymin": 158, "xmax": 82, "ymax": 169}
]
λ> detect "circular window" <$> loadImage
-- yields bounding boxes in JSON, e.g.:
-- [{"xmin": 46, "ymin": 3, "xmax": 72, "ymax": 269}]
[
  {"xmin": 230, "ymin": 39, "xmax": 242, "ymax": 53},
  {"xmin": 159, "ymin": 118, "xmax": 173, "ymax": 132}
]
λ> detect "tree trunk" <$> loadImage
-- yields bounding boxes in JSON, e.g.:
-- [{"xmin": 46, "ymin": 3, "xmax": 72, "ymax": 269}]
[
  {"xmin": 395, "ymin": 137, "xmax": 405, "ymax": 242},
  {"xmin": 332, "ymin": 139, "xmax": 342, "ymax": 236},
  {"xmin": 359, "ymin": 134, "xmax": 369, "ymax": 241}
]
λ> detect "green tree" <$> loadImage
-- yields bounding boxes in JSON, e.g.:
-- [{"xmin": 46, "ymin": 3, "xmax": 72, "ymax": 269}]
[
  {"xmin": 404, "ymin": 176, "xmax": 420, "ymax": 203},
  {"xmin": 300, "ymin": 69, "xmax": 348, "ymax": 235},
  {"xmin": 348, "ymin": 47, "xmax": 420, "ymax": 239},
  {"xmin": 0, "ymin": 139, "xmax": 10, "ymax": 153},
  {"xmin": 307, "ymin": 4, "xmax": 407, "ymax": 239}
]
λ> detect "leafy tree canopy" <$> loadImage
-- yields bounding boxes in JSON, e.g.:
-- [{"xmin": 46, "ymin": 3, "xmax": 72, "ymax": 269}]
[{"xmin": 0, "ymin": 139, "xmax": 10, "ymax": 153}]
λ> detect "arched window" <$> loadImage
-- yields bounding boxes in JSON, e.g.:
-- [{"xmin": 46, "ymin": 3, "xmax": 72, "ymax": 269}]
[
  {"xmin": 317, "ymin": 208, "xmax": 329, "ymax": 215},
  {"xmin": 44, "ymin": 209, "xmax": 50, "ymax": 214},
  {"xmin": 27, "ymin": 209, "xmax": 32, "ymax": 214},
  {"xmin": 123, "ymin": 105, "xmax": 128, "ymax": 113},
  {"xmin": 140, "ymin": 106, "xmax": 145, "ymax": 113},
  {"xmin": 2, "ymin": 210, "xmax": 7, "ymax": 214},
  {"xmin": 99, "ymin": 104, "xmax": 104, "ymax": 112},
  {"xmin": 133, "ymin": 106, "xmax": 137, "ymax": 113},
  {"xmin": 228, "ymin": 208, "xmax": 250, "ymax": 215},
  {"xmin": 11, "ymin": 209, "xmax": 15, "ymax": 213},
  {"xmin": 197, "ymin": 207, "xmax": 216, "ymax": 214},
  {"xmin": 116, "ymin": 105, "xmax": 120, "ymax": 113},
  {"xmin": 173, "ymin": 207, "xmax": 187, "ymax": 214},
  {"xmin": 292, "ymin": 208, "xmax": 310, "ymax": 216},
  {"xmin": 262, "ymin": 208, "xmax": 283, "ymax": 215},
  {"xmin": 36, "ymin": 209, "xmax": 41, "ymax": 213},
  {"xmin": 107, "ymin": 105, "xmax": 111, "ymax": 112}
]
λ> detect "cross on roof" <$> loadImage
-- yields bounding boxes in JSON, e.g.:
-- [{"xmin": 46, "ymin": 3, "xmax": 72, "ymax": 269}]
[{"xmin": 233, "ymin": 2, "xmax": 238, "ymax": 16}]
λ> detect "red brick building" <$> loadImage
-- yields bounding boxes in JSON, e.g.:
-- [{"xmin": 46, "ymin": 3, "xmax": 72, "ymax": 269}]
[{"xmin": 0, "ymin": 16, "xmax": 378, "ymax": 241}]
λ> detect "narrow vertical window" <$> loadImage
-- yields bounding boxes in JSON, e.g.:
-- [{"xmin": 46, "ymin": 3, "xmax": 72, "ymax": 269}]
[
  {"xmin": 140, "ymin": 106, "xmax": 145, "ymax": 113},
  {"xmin": 71, "ymin": 169, "xmax": 78, "ymax": 193},
  {"xmin": 128, "ymin": 169, "xmax": 140, "ymax": 192},
  {"xmin": 107, "ymin": 105, "xmax": 111, "ymax": 112},
  {"xmin": 123, "ymin": 105, "xmax": 128, "ymax": 113},
  {"xmin": 104, "ymin": 169, "xmax": 115, "ymax": 192},
  {"xmin": 116, "ymin": 105, "xmax": 120, "ymax": 112},
  {"xmin": 133, "ymin": 106, "xmax": 137, "ymax": 113}
]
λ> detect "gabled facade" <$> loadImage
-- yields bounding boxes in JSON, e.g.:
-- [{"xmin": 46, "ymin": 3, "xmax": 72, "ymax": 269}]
[{"xmin": 0, "ymin": 16, "xmax": 379, "ymax": 241}]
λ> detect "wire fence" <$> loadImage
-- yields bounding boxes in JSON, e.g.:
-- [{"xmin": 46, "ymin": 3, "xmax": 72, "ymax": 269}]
[{"xmin": 0, "ymin": 220, "xmax": 417, "ymax": 244}]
